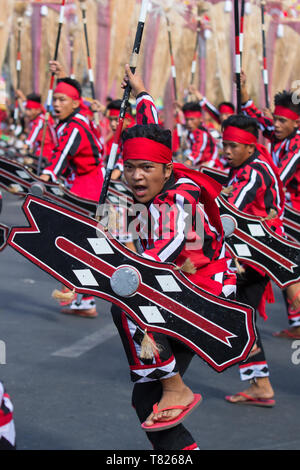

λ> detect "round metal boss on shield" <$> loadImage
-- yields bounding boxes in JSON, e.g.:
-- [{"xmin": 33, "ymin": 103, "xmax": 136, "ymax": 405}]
[
  {"xmin": 110, "ymin": 266, "xmax": 140, "ymax": 297},
  {"xmin": 221, "ymin": 215, "xmax": 236, "ymax": 238}
]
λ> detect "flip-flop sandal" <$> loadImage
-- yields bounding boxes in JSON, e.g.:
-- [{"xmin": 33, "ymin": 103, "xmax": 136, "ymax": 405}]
[
  {"xmin": 141, "ymin": 393, "xmax": 202, "ymax": 432},
  {"xmin": 225, "ymin": 392, "xmax": 275, "ymax": 407},
  {"xmin": 273, "ymin": 329, "xmax": 300, "ymax": 340}
]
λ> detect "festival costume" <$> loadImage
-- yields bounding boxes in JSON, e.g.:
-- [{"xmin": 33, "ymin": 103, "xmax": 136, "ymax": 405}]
[
  {"xmin": 25, "ymin": 111, "xmax": 57, "ymax": 162},
  {"xmin": 242, "ymin": 100, "xmax": 300, "ymax": 328},
  {"xmin": 225, "ymin": 128, "xmax": 284, "ymax": 384},
  {"xmin": 182, "ymin": 108, "xmax": 222, "ymax": 169},
  {"xmin": 105, "ymin": 108, "xmax": 136, "ymax": 174},
  {"xmin": 43, "ymin": 83, "xmax": 104, "ymax": 316},
  {"xmin": 111, "ymin": 93, "xmax": 236, "ymax": 449},
  {"xmin": 242, "ymin": 99, "xmax": 300, "ymax": 211},
  {"xmin": 43, "ymin": 110, "xmax": 104, "ymax": 201},
  {"xmin": 0, "ymin": 382, "xmax": 16, "ymax": 450},
  {"xmin": 199, "ymin": 97, "xmax": 234, "ymax": 125}
]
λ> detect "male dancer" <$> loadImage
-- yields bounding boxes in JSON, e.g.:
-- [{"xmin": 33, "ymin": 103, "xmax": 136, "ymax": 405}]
[
  {"xmin": 18, "ymin": 91, "xmax": 56, "ymax": 163},
  {"xmin": 110, "ymin": 65, "xmax": 236, "ymax": 450},
  {"xmin": 40, "ymin": 77, "xmax": 104, "ymax": 318},
  {"xmin": 240, "ymin": 72, "xmax": 300, "ymax": 339},
  {"xmin": 221, "ymin": 114, "xmax": 284, "ymax": 406},
  {"xmin": 181, "ymin": 101, "xmax": 222, "ymax": 169},
  {"xmin": 188, "ymin": 85, "xmax": 235, "ymax": 126}
]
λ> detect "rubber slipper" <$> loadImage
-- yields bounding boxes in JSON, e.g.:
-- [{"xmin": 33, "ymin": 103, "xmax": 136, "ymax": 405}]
[
  {"xmin": 225, "ymin": 392, "xmax": 275, "ymax": 407},
  {"xmin": 141, "ymin": 393, "xmax": 202, "ymax": 432},
  {"xmin": 273, "ymin": 329, "xmax": 300, "ymax": 339}
]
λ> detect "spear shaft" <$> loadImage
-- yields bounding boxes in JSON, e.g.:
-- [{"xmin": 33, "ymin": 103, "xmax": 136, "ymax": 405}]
[
  {"xmin": 37, "ymin": 0, "xmax": 66, "ymax": 176},
  {"xmin": 14, "ymin": 18, "xmax": 23, "ymax": 124},
  {"xmin": 97, "ymin": 0, "xmax": 149, "ymax": 209},
  {"xmin": 190, "ymin": 8, "xmax": 201, "ymax": 87},
  {"xmin": 240, "ymin": 0, "xmax": 245, "ymax": 68},
  {"xmin": 261, "ymin": 0, "xmax": 269, "ymax": 109},
  {"xmin": 80, "ymin": 1, "xmax": 99, "ymax": 126},
  {"xmin": 234, "ymin": 0, "xmax": 241, "ymax": 114}
]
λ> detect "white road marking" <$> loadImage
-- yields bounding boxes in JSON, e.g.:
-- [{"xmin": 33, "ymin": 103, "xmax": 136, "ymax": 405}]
[{"xmin": 51, "ymin": 323, "xmax": 117, "ymax": 358}]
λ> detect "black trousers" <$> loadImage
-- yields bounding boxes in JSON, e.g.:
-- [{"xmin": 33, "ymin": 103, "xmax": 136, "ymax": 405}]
[
  {"xmin": 236, "ymin": 266, "xmax": 270, "ymax": 378},
  {"xmin": 111, "ymin": 304, "xmax": 199, "ymax": 451}
]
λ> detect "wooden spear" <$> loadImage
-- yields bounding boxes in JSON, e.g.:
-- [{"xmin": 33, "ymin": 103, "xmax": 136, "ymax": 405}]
[
  {"xmin": 234, "ymin": 0, "xmax": 241, "ymax": 114},
  {"xmin": 79, "ymin": 0, "xmax": 99, "ymax": 125},
  {"xmin": 97, "ymin": 0, "xmax": 150, "ymax": 211},
  {"xmin": 13, "ymin": 2, "xmax": 27, "ymax": 124},
  {"xmin": 36, "ymin": 0, "xmax": 66, "ymax": 176},
  {"xmin": 261, "ymin": 0, "xmax": 270, "ymax": 109},
  {"xmin": 189, "ymin": 1, "xmax": 207, "ymax": 87},
  {"xmin": 240, "ymin": 0, "xmax": 245, "ymax": 68}
]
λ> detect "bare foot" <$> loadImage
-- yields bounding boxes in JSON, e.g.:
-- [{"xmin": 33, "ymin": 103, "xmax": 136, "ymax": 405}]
[
  {"xmin": 274, "ymin": 326, "xmax": 300, "ymax": 338},
  {"xmin": 286, "ymin": 283, "xmax": 300, "ymax": 312},
  {"xmin": 228, "ymin": 378, "xmax": 274, "ymax": 403}
]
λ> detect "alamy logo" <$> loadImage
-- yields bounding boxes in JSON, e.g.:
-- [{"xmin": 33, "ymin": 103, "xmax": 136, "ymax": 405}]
[
  {"xmin": 291, "ymin": 340, "xmax": 300, "ymax": 365},
  {"xmin": 291, "ymin": 81, "xmax": 300, "ymax": 105},
  {"xmin": 0, "ymin": 340, "xmax": 6, "ymax": 364}
]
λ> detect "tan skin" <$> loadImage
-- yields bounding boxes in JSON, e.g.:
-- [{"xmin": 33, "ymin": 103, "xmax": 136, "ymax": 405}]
[{"xmin": 122, "ymin": 65, "xmax": 195, "ymax": 426}]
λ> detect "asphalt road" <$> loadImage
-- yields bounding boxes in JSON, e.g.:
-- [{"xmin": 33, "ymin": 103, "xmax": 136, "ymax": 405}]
[{"xmin": 0, "ymin": 190, "xmax": 299, "ymax": 451}]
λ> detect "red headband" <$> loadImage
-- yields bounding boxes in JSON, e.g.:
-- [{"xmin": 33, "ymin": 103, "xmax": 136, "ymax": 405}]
[
  {"xmin": 123, "ymin": 137, "xmax": 172, "ymax": 164},
  {"xmin": 108, "ymin": 108, "xmax": 133, "ymax": 121},
  {"xmin": 54, "ymin": 82, "xmax": 80, "ymax": 101},
  {"xmin": 219, "ymin": 104, "xmax": 234, "ymax": 115},
  {"xmin": 274, "ymin": 105, "xmax": 299, "ymax": 121},
  {"xmin": 108, "ymin": 109, "xmax": 120, "ymax": 118},
  {"xmin": 223, "ymin": 126, "xmax": 257, "ymax": 144},
  {"xmin": 184, "ymin": 111, "xmax": 202, "ymax": 119},
  {"xmin": 26, "ymin": 100, "xmax": 42, "ymax": 110}
]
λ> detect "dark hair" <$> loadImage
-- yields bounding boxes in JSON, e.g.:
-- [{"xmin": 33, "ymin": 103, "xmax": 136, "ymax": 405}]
[
  {"xmin": 274, "ymin": 90, "xmax": 300, "ymax": 116},
  {"xmin": 222, "ymin": 114, "xmax": 259, "ymax": 139},
  {"xmin": 218, "ymin": 101, "xmax": 235, "ymax": 112},
  {"xmin": 122, "ymin": 123, "xmax": 172, "ymax": 149},
  {"xmin": 182, "ymin": 101, "xmax": 202, "ymax": 113},
  {"xmin": 26, "ymin": 93, "xmax": 41, "ymax": 103},
  {"xmin": 57, "ymin": 77, "xmax": 82, "ymax": 97},
  {"xmin": 107, "ymin": 99, "xmax": 132, "ymax": 114}
]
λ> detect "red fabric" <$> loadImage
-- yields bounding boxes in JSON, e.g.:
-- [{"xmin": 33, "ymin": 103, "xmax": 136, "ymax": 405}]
[
  {"xmin": 255, "ymin": 143, "xmax": 285, "ymax": 218},
  {"xmin": 173, "ymin": 162, "xmax": 223, "ymax": 235},
  {"xmin": 184, "ymin": 111, "xmax": 202, "ymax": 119},
  {"xmin": 219, "ymin": 104, "xmax": 234, "ymax": 115},
  {"xmin": 54, "ymin": 82, "xmax": 80, "ymax": 100},
  {"xmin": 223, "ymin": 126, "xmax": 257, "ymax": 145},
  {"xmin": 69, "ymin": 165, "xmax": 104, "ymax": 202},
  {"xmin": 123, "ymin": 137, "xmax": 172, "ymax": 164},
  {"xmin": 25, "ymin": 113, "xmax": 57, "ymax": 162},
  {"xmin": 257, "ymin": 280, "xmax": 275, "ymax": 321},
  {"xmin": 274, "ymin": 106, "xmax": 299, "ymax": 121},
  {"xmin": 26, "ymin": 100, "xmax": 42, "ymax": 110},
  {"xmin": 44, "ymin": 112, "xmax": 104, "ymax": 183}
]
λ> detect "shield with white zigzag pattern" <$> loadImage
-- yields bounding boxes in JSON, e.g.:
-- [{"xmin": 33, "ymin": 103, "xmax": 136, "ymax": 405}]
[
  {"xmin": 0, "ymin": 156, "xmax": 133, "ymax": 217},
  {"xmin": 7, "ymin": 194, "xmax": 256, "ymax": 373}
]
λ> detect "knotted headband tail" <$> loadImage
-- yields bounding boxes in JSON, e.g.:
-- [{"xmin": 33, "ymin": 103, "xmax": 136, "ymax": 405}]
[{"xmin": 172, "ymin": 162, "xmax": 223, "ymax": 235}]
